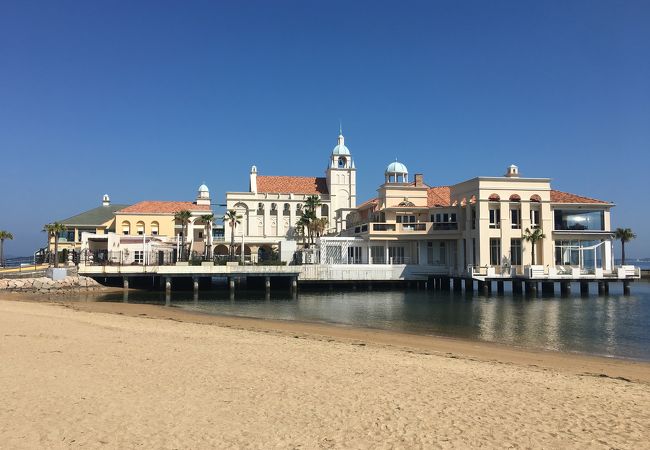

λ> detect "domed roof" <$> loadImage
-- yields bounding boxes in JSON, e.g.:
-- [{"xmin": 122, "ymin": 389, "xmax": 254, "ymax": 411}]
[
  {"xmin": 198, "ymin": 183, "xmax": 209, "ymax": 193},
  {"xmin": 386, "ymin": 161, "xmax": 408, "ymax": 174},
  {"xmin": 332, "ymin": 143, "xmax": 350, "ymax": 156},
  {"xmin": 332, "ymin": 134, "xmax": 350, "ymax": 156}
]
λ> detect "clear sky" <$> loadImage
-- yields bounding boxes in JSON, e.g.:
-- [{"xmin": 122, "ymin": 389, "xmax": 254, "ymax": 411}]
[{"xmin": 1, "ymin": 0, "xmax": 648, "ymax": 258}]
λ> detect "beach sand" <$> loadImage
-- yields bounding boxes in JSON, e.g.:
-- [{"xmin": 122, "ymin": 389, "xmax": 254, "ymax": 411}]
[{"xmin": 1, "ymin": 297, "xmax": 649, "ymax": 449}]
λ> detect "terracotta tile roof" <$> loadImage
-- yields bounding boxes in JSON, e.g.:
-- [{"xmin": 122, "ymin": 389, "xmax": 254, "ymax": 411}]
[
  {"xmin": 117, "ymin": 201, "xmax": 211, "ymax": 214},
  {"xmin": 257, "ymin": 176, "xmax": 329, "ymax": 194},
  {"xmin": 550, "ymin": 190, "xmax": 610, "ymax": 204},
  {"xmin": 427, "ymin": 186, "xmax": 451, "ymax": 207},
  {"xmin": 357, "ymin": 197, "xmax": 378, "ymax": 210}
]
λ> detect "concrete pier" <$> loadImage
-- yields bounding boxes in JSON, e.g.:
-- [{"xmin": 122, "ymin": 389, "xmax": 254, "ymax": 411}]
[
  {"xmin": 496, "ymin": 281, "xmax": 504, "ymax": 295},
  {"xmin": 542, "ymin": 281, "xmax": 555, "ymax": 296},
  {"xmin": 623, "ymin": 281, "xmax": 631, "ymax": 295},
  {"xmin": 560, "ymin": 281, "xmax": 571, "ymax": 296},
  {"xmin": 598, "ymin": 281, "xmax": 606, "ymax": 295},
  {"xmin": 265, "ymin": 276, "xmax": 271, "ymax": 291},
  {"xmin": 512, "ymin": 280, "xmax": 523, "ymax": 295},
  {"xmin": 453, "ymin": 278, "xmax": 462, "ymax": 292},
  {"xmin": 165, "ymin": 277, "xmax": 171, "ymax": 292},
  {"xmin": 580, "ymin": 281, "xmax": 589, "ymax": 296},
  {"xmin": 193, "ymin": 277, "xmax": 199, "ymax": 293},
  {"xmin": 122, "ymin": 277, "xmax": 129, "ymax": 290},
  {"xmin": 524, "ymin": 281, "xmax": 537, "ymax": 296},
  {"xmin": 464, "ymin": 278, "xmax": 473, "ymax": 294}
]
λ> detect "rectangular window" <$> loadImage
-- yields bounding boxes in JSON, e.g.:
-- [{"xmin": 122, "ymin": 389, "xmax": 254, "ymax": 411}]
[
  {"xmin": 370, "ymin": 246, "xmax": 385, "ymax": 264},
  {"xmin": 348, "ymin": 246, "xmax": 362, "ymax": 264},
  {"xmin": 530, "ymin": 209, "xmax": 540, "ymax": 228},
  {"xmin": 388, "ymin": 246, "xmax": 405, "ymax": 264},
  {"xmin": 511, "ymin": 209, "xmax": 521, "ymax": 229},
  {"xmin": 510, "ymin": 238, "xmax": 522, "ymax": 265},
  {"xmin": 489, "ymin": 207, "xmax": 501, "ymax": 229},
  {"xmin": 450, "ymin": 213, "xmax": 457, "ymax": 223},
  {"xmin": 134, "ymin": 251, "xmax": 143, "ymax": 264},
  {"xmin": 443, "ymin": 213, "xmax": 449, "ymax": 223},
  {"xmin": 439, "ymin": 242, "xmax": 446, "ymax": 264},
  {"xmin": 554, "ymin": 210, "xmax": 604, "ymax": 231},
  {"xmin": 198, "ymin": 231, "xmax": 203, "ymax": 239},
  {"xmin": 490, "ymin": 238, "xmax": 501, "ymax": 266}
]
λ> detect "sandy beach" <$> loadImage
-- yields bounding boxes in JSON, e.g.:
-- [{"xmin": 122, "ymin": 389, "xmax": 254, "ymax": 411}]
[{"xmin": 1, "ymin": 297, "xmax": 649, "ymax": 449}]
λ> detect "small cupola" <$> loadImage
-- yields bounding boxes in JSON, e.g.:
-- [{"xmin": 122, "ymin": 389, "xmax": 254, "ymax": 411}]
[
  {"xmin": 505, "ymin": 164, "xmax": 520, "ymax": 178},
  {"xmin": 385, "ymin": 160, "xmax": 409, "ymax": 183},
  {"xmin": 196, "ymin": 182, "xmax": 211, "ymax": 206},
  {"xmin": 330, "ymin": 126, "xmax": 353, "ymax": 169},
  {"xmin": 102, "ymin": 194, "xmax": 110, "ymax": 206}
]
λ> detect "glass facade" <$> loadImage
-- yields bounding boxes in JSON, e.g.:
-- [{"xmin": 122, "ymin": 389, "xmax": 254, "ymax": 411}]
[
  {"xmin": 554, "ymin": 210, "xmax": 604, "ymax": 231},
  {"xmin": 554, "ymin": 240, "xmax": 603, "ymax": 270}
]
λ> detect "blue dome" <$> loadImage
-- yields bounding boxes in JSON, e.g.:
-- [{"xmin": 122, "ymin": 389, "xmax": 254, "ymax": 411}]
[
  {"xmin": 198, "ymin": 183, "xmax": 209, "ymax": 193},
  {"xmin": 332, "ymin": 143, "xmax": 350, "ymax": 156},
  {"xmin": 386, "ymin": 161, "xmax": 408, "ymax": 174}
]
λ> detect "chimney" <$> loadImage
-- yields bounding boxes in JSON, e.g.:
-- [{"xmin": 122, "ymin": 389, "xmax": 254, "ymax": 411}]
[
  {"xmin": 250, "ymin": 165, "xmax": 258, "ymax": 194},
  {"xmin": 102, "ymin": 194, "xmax": 110, "ymax": 206},
  {"xmin": 414, "ymin": 173, "xmax": 424, "ymax": 187}
]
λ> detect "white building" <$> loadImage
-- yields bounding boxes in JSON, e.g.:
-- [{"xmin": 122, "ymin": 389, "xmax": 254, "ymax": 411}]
[{"xmin": 223, "ymin": 132, "xmax": 357, "ymax": 262}]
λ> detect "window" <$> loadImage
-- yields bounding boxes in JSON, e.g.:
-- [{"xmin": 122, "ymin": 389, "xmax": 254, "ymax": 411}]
[
  {"xmin": 370, "ymin": 246, "xmax": 385, "ymax": 264},
  {"xmin": 388, "ymin": 246, "xmax": 405, "ymax": 264},
  {"xmin": 511, "ymin": 208, "xmax": 521, "ymax": 229},
  {"xmin": 348, "ymin": 246, "xmax": 362, "ymax": 264},
  {"xmin": 450, "ymin": 213, "xmax": 457, "ymax": 223},
  {"xmin": 396, "ymin": 215, "xmax": 416, "ymax": 223},
  {"xmin": 283, "ymin": 203, "xmax": 291, "ymax": 216},
  {"xmin": 490, "ymin": 238, "xmax": 501, "ymax": 266},
  {"xmin": 134, "ymin": 251, "xmax": 143, "ymax": 264},
  {"xmin": 554, "ymin": 210, "xmax": 604, "ymax": 231},
  {"xmin": 151, "ymin": 221, "xmax": 159, "ymax": 235},
  {"xmin": 471, "ymin": 208, "xmax": 476, "ymax": 230},
  {"xmin": 530, "ymin": 209, "xmax": 540, "ymax": 228},
  {"xmin": 198, "ymin": 231, "xmax": 203, "ymax": 239},
  {"xmin": 489, "ymin": 207, "xmax": 501, "ymax": 229},
  {"xmin": 510, "ymin": 239, "xmax": 522, "ymax": 265},
  {"xmin": 121, "ymin": 221, "xmax": 130, "ymax": 235},
  {"xmin": 321, "ymin": 204, "xmax": 329, "ymax": 217},
  {"xmin": 338, "ymin": 156, "xmax": 347, "ymax": 168},
  {"xmin": 136, "ymin": 221, "xmax": 145, "ymax": 235},
  {"xmin": 439, "ymin": 242, "xmax": 446, "ymax": 264}
]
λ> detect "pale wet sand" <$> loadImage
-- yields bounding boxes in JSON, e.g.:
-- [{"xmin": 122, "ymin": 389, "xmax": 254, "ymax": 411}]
[{"xmin": 1, "ymin": 296, "xmax": 649, "ymax": 449}]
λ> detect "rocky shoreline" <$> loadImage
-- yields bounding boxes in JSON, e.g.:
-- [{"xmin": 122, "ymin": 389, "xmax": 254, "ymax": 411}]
[{"xmin": 0, "ymin": 275, "xmax": 105, "ymax": 293}]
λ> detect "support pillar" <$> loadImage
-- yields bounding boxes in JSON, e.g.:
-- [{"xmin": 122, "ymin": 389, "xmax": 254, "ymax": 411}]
[
  {"xmin": 525, "ymin": 281, "xmax": 537, "ymax": 296},
  {"xmin": 123, "ymin": 277, "xmax": 129, "ymax": 290},
  {"xmin": 453, "ymin": 278, "xmax": 462, "ymax": 292},
  {"xmin": 265, "ymin": 276, "xmax": 271, "ymax": 291},
  {"xmin": 440, "ymin": 277, "xmax": 449, "ymax": 291},
  {"xmin": 496, "ymin": 281, "xmax": 504, "ymax": 295},
  {"xmin": 478, "ymin": 281, "xmax": 488, "ymax": 296},
  {"xmin": 291, "ymin": 276, "xmax": 297, "ymax": 291},
  {"xmin": 560, "ymin": 281, "xmax": 571, "ymax": 296},
  {"xmin": 228, "ymin": 277, "xmax": 235, "ymax": 292},
  {"xmin": 464, "ymin": 278, "xmax": 473, "ymax": 294},
  {"xmin": 604, "ymin": 281, "xmax": 609, "ymax": 295},
  {"xmin": 623, "ymin": 281, "xmax": 631, "ymax": 296},
  {"xmin": 542, "ymin": 282, "xmax": 555, "ymax": 296},
  {"xmin": 597, "ymin": 281, "xmax": 606, "ymax": 296},
  {"xmin": 512, "ymin": 280, "xmax": 523, "ymax": 295},
  {"xmin": 580, "ymin": 281, "xmax": 589, "ymax": 296},
  {"xmin": 193, "ymin": 277, "xmax": 199, "ymax": 293},
  {"xmin": 486, "ymin": 281, "xmax": 492, "ymax": 295},
  {"xmin": 165, "ymin": 277, "xmax": 171, "ymax": 292}
]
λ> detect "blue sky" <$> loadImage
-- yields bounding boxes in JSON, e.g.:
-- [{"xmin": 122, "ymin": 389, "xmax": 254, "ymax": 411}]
[{"xmin": 1, "ymin": 0, "xmax": 648, "ymax": 257}]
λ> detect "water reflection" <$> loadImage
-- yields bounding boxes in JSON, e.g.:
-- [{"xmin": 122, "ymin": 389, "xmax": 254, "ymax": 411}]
[{"xmin": 92, "ymin": 281, "xmax": 650, "ymax": 361}]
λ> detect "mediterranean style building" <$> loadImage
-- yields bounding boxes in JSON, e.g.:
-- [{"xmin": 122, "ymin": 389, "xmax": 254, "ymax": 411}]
[
  {"xmin": 49, "ymin": 185, "xmax": 218, "ymax": 265},
  {"xmin": 223, "ymin": 131, "xmax": 357, "ymax": 261},
  {"xmin": 321, "ymin": 162, "xmax": 614, "ymax": 277}
]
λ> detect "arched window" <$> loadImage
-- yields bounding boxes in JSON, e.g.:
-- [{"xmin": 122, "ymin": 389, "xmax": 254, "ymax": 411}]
[
  {"xmin": 321, "ymin": 204, "xmax": 329, "ymax": 217},
  {"xmin": 509, "ymin": 194, "xmax": 521, "ymax": 202},
  {"xmin": 121, "ymin": 221, "xmax": 130, "ymax": 235},
  {"xmin": 136, "ymin": 221, "xmax": 145, "ymax": 235},
  {"xmin": 338, "ymin": 156, "xmax": 347, "ymax": 168},
  {"xmin": 283, "ymin": 203, "xmax": 290, "ymax": 216},
  {"xmin": 530, "ymin": 194, "xmax": 541, "ymax": 203},
  {"xmin": 488, "ymin": 193, "xmax": 500, "ymax": 202},
  {"xmin": 151, "ymin": 221, "xmax": 159, "ymax": 235}
]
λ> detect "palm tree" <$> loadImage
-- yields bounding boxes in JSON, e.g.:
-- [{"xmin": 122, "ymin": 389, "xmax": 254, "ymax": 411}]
[
  {"xmin": 523, "ymin": 227, "xmax": 546, "ymax": 265},
  {"xmin": 312, "ymin": 217, "xmax": 329, "ymax": 239},
  {"xmin": 302, "ymin": 209, "xmax": 318, "ymax": 246},
  {"xmin": 173, "ymin": 210, "xmax": 193, "ymax": 260},
  {"xmin": 304, "ymin": 195, "xmax": 322, "ymax": 214},
  {"xmin": 295, "ymin": 215, "xmax": 310, "ymax": 248},
  {"xmin": 0, "ymin": 230, "xmax": 14, "ymax": 267},
  {"xmin": 43, "ymin": 222, "xmax": 66, "ymax": 268},
  {"xmin": 223, "ymin": 210, "xmax": 242, "ymax": 257},
  {"xmin": 614, "ymin": 228, "xmax": 636, "ymax": 265},
  {"xmin": 200, "ymin": 213, "xmax": 214, "ymax": 259}
]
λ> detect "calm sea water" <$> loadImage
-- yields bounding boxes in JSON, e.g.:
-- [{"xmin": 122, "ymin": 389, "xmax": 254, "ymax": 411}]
[{"xmin": 91, "ymin": 279, "xmax": 650, "ymax": 362}]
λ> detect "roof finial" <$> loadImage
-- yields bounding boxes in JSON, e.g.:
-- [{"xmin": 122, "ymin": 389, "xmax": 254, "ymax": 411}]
[{"xmin": 339, "ymin": 120, "xmax": 342, "ymax": 136}]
